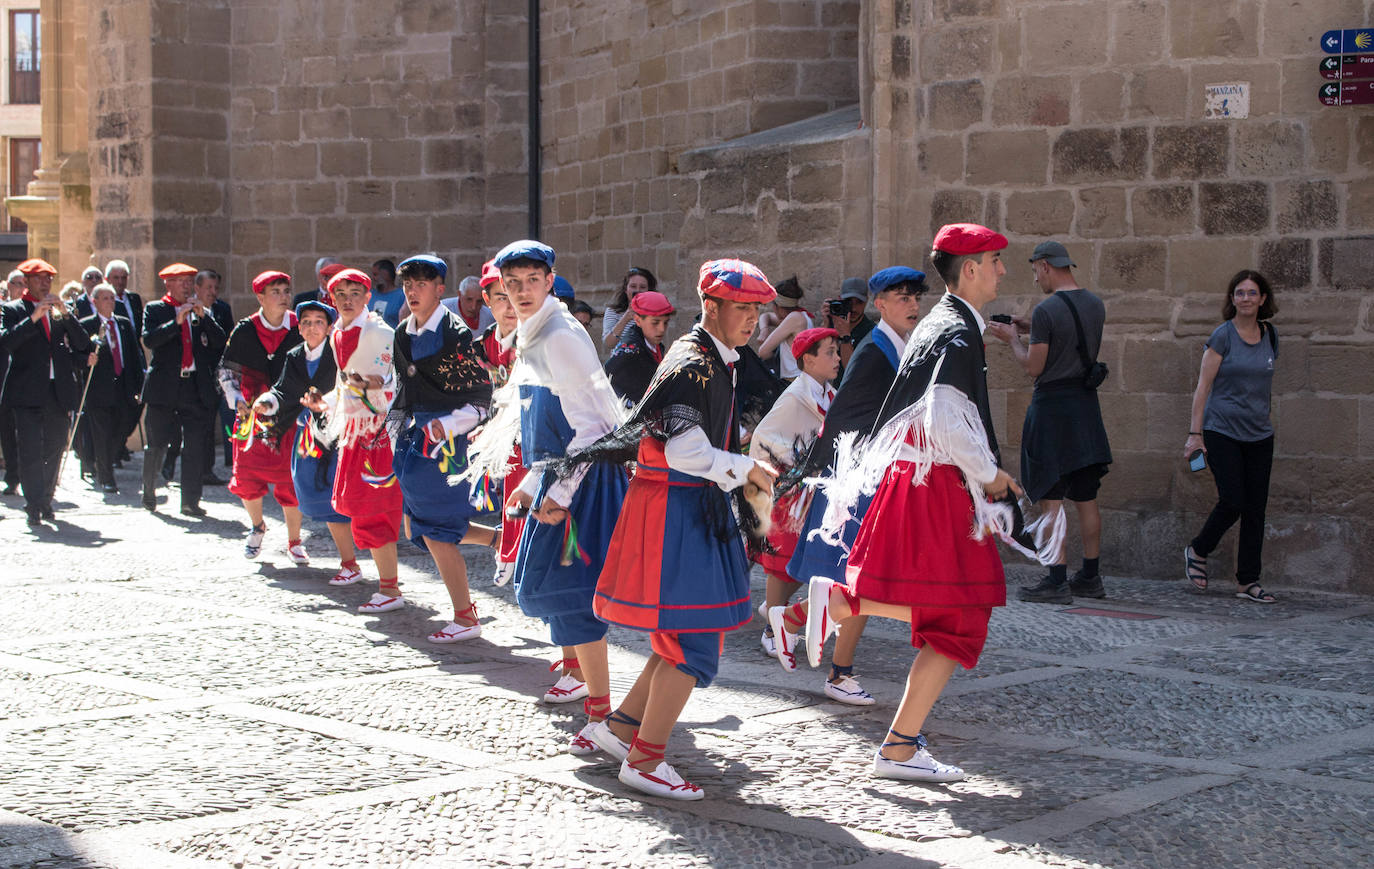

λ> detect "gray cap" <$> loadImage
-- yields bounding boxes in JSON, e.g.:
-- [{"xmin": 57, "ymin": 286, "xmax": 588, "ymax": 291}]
[
  {"xmin": 839, "ymin": 277, "xmax": 867, "ymax": 301},
  {"xmin": 1029, "ymin": 241, "xmax": 1076, "ymax": 268}
]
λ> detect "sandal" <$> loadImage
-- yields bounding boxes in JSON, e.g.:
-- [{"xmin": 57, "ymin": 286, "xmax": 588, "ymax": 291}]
[
  {"xmin": 1236, "ymin": 583, "xmax": 1277, "ymax": 604},
  {"xmin": 1184, "ymin": 546, "xmax": 1207, "ymax": 591}
]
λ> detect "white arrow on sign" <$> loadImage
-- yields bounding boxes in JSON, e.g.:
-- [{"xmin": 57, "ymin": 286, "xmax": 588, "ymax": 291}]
[{"xmin": 1326, "ymin": 35, "xmax": 1340, "ymax": 48}]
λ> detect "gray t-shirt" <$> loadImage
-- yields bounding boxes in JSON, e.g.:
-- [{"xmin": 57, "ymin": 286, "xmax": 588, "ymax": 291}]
[
  {"xmin": 1029, "ymin": 288, "xmax": 1105, "ymax": 387},
  {"xmin": 1203, "ymin": 320, "xmax": 1277, "ymax": 442}
]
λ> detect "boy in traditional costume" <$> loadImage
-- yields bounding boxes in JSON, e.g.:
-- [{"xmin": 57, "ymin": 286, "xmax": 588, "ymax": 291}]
[
  {"xmin": 219, "ymin": 270, "xmax": 306, "ymax": 561},
  {"xmin": 604, "ymin": 290, "xmax": 675, "ymax": 406},
  {"xmin": 807, "ymin": 224, "xmax": 1020, "ymax": 782},
  {"xmin": 465, "ymin": 240, "xmax": 628, "ymax": 755},
  {"xmin": 254, "ymin": 300, "xmax": 362, "ymax": 584},
  {"xmin": 388, "ymin": 254, "xmax": 499, "ymax": 643},
  {"xmin": 302, "ymin": 268, "xmax": 405, "ymax": 612},
  {"xmin": 585, "ymin": 259, "xmax": 777, "ymax": 801}
]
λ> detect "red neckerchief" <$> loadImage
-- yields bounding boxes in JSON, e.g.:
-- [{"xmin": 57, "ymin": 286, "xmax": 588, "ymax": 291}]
[
  {"xmin": 162, "ymin": 293, "xmax": 193, "ymax": 369},
  {"xmin": 251, "ymin": 310, "xmax": 297, "ymax": 357},
  {"xmin": 22, "ymin": 290, "xmax": 51, "ymax": 339},
  {"xmin": 334, "ymin": 317, "xmax": 361, "ymax": 368}
]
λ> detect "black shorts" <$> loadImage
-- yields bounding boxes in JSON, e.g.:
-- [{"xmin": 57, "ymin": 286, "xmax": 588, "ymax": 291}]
[{"xmin": 1041, "ymin": 464, "xmax": 1107, "ymax": 502}]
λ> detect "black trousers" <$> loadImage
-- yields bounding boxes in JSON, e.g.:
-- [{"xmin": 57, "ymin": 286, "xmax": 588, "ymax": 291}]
[
  {"xmin": 84, "ymin": 404, "xmax": 120, "ymax": 486},
  {"xmin": 1191, "ymin": 431, "xmax": 1274, "ymax": 586},
  {"xmin": 0, "ymin": 402, "xmax": 18, "ymax": 488},
  {"xmin": 13, "ymin": 388, "xmax": 70, "ymax": 513},
  {"xmin": 143, "ymin": 379, "xmax": 211, "ymax": 508}
]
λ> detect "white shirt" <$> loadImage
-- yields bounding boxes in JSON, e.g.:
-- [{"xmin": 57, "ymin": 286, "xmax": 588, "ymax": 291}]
[
  {"xmin": 405, "ymin": 305, "xmax": 483, "ymax": 439},
  {"xmin": 661, "ymin": 329, "xmax": 756, "ymax": 492},
  {"xmin": 875, "ymin": 317, "xmax": 909, "ymax": 359}
]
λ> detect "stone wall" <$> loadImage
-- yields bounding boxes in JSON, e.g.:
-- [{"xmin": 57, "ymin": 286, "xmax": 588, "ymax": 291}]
[
  {"xmin": 893, "ymin": 0, "xmax": 1374, "ymax": 592},
  {"xmin": 86, "ymin": 0, "xmax": 529, "ymax": 312},
  {"xmin": 538, "ymin": 0, "xmax": 861, "ymax": 303}
]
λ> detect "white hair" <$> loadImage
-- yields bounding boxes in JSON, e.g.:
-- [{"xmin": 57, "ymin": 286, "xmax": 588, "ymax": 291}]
[
  {"xmin": 458, "ymin": 275, "xmax": 482, "ymax": 295},
  {"xmin": 104, "ymin": 259, "xmax": 130, "ymax": 277},
  {"xmin": 7, "ymin": 269, "xmax": 24, "ymax": 284},
  {"xmin": 91, "ymin": 281, "xmax": 117, "ymax": 301},
  {"xmin": 82, "ymin": 266, "xmax": 104, "ymax": 280}
]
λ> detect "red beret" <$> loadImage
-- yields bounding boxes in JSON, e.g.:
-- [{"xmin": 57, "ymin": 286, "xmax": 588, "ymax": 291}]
[
  {"xmin": 252, "ymin": 270, "xmax": 291, "ymax": 294},
  {"xmin": 630, "ymin": 290, "xmax": 675, "ymax": 317},
  {"xmin": 697, "ymin": 258, "xmax": 776, "ymax": 303},
  {"xmin": 326, "ymin": 267, "xmax": 372, "ymax": 294},
  {"xmin": 319, "ymin": 262, "xmax": 347, "ymax": 280},
  {"xmin": 17, "ymin": 258, "xmax": 57, "ymax": 276},
  {"xmin": 157, "ymin": 263, "xmax": 198, "ymax": 279},
  {"xmin": 479, "ymin": 259, "xmax": 502, "ymax": 288},
  {"xmin": 932, "ymin": 223, "xmax": 1008, "ymax": 256},
  {"xmin": 791, "ymin": 327, "xmax": 840, "ymax": 360}
]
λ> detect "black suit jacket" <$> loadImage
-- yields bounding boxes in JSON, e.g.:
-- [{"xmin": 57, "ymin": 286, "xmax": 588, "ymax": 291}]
[
  {"xmin": 80, "ymin": 314, "xmax": 144, "ymax": 407},
  {"xmin": 0, "ymin": 299, "xmax": 95, "ymax": 410},
  {"xmin": 76, "ymin": 291, "xmax": 144, "ymax": 337},
  {"xmin": 141, "ymin": 300, "xmax": 227, "ymax": 409},
  {"xmin": 290, "ymin": 287, "xmax": 327, "ymax": 310}
]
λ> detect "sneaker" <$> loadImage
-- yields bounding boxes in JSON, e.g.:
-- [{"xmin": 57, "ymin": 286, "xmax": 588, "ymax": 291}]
[
  {"xmin": 618, "ymin": 759, "xmax": 705, "ymax": 801},
  {"xmin": 873, "ymin": 743, "xmax": 966, "ymax": 783},
  {"xmin": 1017, "ymin": 575, "xmax": 1072, "ymax": 604},
  {"xmin": 760, "ymin": 630, "xmax": 776, "ymax": 658},
  {"xmin": 493, "ymin": 561, "xmax": 514, "ymax": 587},
  {"xmin": 287, "ymin": 541, "xmax": 309, "ymax": 565},
  {"xmin": 568, "ymin": 723, "xmax": 599, "ymax": 756},
  {"xmin": 244, "ymin": 523, "xmax": 266, "ymax": 559},
  {"xmin": 543, "ymin": 673, "xmax": 589, "ymax": 704},
  {"xmin": 428, "ymin": 621, "xmax": 481, "ymax": 643},
  {"xmin": 329, "ymin": 566, "xmax": 363, "ymax": 586},
  {"xmin": 1068, "ymin": 569, "xmax": 1105, "ymax": 599},
  {"xmin": 824, "ymin": 674, "xmax": 875, "ymax": 706},
  {"xmin": 805, "ymin": 578, "xmax": 843, "ymax": 669},
  {"xmin": 358, "ymin": 593, "xmax": 404, "ymax": 613},
  {"xmin": 766, "ymin": 606, "xmax": 799, "ymax": 672},
  {"xmin": 586, "ymin": 720, "xmax": 631, "ymax": 762}
]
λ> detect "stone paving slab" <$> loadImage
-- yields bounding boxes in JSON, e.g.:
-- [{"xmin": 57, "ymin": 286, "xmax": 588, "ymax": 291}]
[
  {"xmin": 933, "ymin": 669, "xmax": 1374, "ymax": 760},
  {"xmin": 1127, "ymin": 627, "xmax": 1374, "ymax": 695},
  {"xmin": 4, "ymin": 589, "xmax": 224, "ymax": 643},
  {"xmin": 0, "ymin": 670, "xmax": 147, "ymax": 721},
  {"xmin": 0, "ymin": 709, "xmax": 464, "ymax": 831},
  {"xmin": 1292, "ymin": 745, "xmax": 1374, "ymax": 783},
  {"xmin": 1008, "ymin": 777, "xmax": 1374, "ymax": 869},
  {"xmin": 158, "ymin": 780, "xmax": 874, "ymax": 868},
  {"xmin": 980, "ymin": 604, "xmax": 1230, "ymax": 660}
]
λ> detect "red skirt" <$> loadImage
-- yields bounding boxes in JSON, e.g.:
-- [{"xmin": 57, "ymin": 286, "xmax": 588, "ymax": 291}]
[
  {"xmin": 752, "ymin": 488, "xmax": 806, "ymax": 577},
  {"xmin": 332, "ymin": 428, "xmax": 402, "ymax": 548},
  {"xmin": 499, "ymin": 446, "xmax": 527, "ymax": 564},
  {"xmin": 228, "ymin": 426, "xmax": 299, "ymax": 507},
  {"xmin": 846, "ymin": 462, "xmax": 1006, "ymax": 609}
]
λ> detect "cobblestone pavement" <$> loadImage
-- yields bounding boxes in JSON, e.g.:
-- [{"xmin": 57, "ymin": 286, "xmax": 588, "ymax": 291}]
[{"xmin": 1, "ymin": 458, "xmax": 1372, "ymax": 868}]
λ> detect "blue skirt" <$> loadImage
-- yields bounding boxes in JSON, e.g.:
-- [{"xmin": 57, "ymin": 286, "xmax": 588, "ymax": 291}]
[
  {"xmin": 786, "ymin": 488, "xmax": 873, "ymax": 586},
  {"xmin": 394, "ymin": 413, "xmax": 478, "ymax": 550},
  {"xmin": 514, "ymin": 462, "xmax": 627, "ymax": 619},
  {"xmin": 290, "ymin": 413, "xmax": 346, "ymax": 523}
]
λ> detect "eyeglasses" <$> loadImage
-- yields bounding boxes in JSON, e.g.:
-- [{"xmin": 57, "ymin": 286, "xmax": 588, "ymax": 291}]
[{"xmin": 1233, "ymin": 289, "xmax": 1262, "ymax": 298}]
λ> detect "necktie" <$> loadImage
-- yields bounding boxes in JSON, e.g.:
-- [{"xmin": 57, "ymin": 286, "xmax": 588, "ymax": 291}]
[
  {"xmin": 41, "ymin": 313, "xmax": 51, "ymax": 340},
  {"xmin": 108, "ymin": 319, "xmax": 123, "ymax": 377}
]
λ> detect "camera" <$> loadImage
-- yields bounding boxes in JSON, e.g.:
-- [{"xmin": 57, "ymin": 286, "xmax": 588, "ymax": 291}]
[
  {"xmin": 990, "ymin": 313, "xmax": 1013, "ymax": 324},
  {"xmin": 826, "ymin": 299, "xmax": 849, "ymax": 317}
]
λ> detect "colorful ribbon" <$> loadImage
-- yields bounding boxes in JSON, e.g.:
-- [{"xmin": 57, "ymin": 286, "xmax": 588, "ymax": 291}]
[
  {"xmin": 362, "ymin": 456, "xmax": 397, "ymax": 488},
  {"xmin": 296, "ymin": 422, "xmax": 322, "ymax": 458},
  {"xmin": 559, "ymin": 515, "xmax": 591, "ymax": 567},
  {"xmin": 470, "ymin": 474, "xmax": 499, "ymax": 512}
]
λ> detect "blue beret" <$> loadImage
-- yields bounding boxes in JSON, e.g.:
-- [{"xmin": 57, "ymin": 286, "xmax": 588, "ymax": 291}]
[
  {"xmin": 493, "ymin": 239, "xmax": 555, "ymax": 268},
  {"xmin": 551, "ymin": 275, "xmax": 575, "ymax": 298},
  {"xmin": 868, "ymin": 266, "xmax": 927, "ymax": 296},
  {"xmin": 295, "ymin": 300, "xmax": 338, "ymax": 324},
  {"xmin": 397, "ymin": 254, "xmax": 448, "ymax": 279}
]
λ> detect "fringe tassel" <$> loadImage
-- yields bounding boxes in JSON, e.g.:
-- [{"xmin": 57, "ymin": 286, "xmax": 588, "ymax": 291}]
[
  {"xmin": 469, "ymin": 474, "xmax": 499, "ymax": 512},
  {"xmin": 296, "ymin": 422, "xmax": 322, "ymax": 458},
  {"xmin": 559, "ymin": 516, "xmax": 591, "ymax": 567}
]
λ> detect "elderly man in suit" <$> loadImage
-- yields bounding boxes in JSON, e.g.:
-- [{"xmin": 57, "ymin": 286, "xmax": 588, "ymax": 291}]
[
  {"xmin": 0, "ymin": 258, "xmax": 95, "ymax": 524},
  {"xmin": 79, "ymin": 282, "xmax": 144, "ymax": 494}
]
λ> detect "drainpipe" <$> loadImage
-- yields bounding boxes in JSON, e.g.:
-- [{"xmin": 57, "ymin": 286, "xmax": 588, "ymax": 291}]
[{"xmin": 527, "ymin": 0, "xmax": 541, "ymax": 240}]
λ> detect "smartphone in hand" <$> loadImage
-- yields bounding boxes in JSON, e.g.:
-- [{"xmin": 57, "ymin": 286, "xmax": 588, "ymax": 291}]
[
  {"xmin": 990, "ymin": 313, "xmax": 1013, "ymax": 324},
  {"xmin": 1188, "ymin": 449, "xmax": 1207, "ymax": 472}
]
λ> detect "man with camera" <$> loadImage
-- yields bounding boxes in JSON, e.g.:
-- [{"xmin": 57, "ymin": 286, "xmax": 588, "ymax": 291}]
[
  {"xmin": 986, "ymin": 241, "xmax": 1112, "ymax": 603},
  {"xmin": 0, "ymin": 258, "xmax": 95, "ymax": 524},
  {"xmin": 824, "ymin": 278, "xmax": 875, "ymax": 370},
  {"xmin": 140, "ymin": 262, "xmax": 227, "ymax": 516}
]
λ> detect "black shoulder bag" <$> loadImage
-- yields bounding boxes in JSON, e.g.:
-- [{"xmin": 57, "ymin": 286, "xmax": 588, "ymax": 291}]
[{"xmin": 1058, "ymin": 292, "xmax": 1108, "ymax": 390}]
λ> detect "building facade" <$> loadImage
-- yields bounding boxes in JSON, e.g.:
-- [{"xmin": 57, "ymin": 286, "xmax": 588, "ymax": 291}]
[{"xmin": 9, "ymin": 0, "xmax": 1374, "ymax": 592}]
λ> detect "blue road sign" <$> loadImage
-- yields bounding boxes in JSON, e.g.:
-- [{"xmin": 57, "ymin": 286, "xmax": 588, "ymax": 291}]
[{"xmin": 1322, "ymin": 28, "xmax": 1374, "ymax": 53}]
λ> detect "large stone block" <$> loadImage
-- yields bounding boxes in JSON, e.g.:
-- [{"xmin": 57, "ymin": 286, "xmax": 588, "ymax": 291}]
[
  {"xmin": 920, "ymin": 24, "xmax": 995, "ymax": 81},
  {"xmin": 1322, "ymin": 236, "xmax": 1374, "ymax": 292},
  {"xmin": 1100, "ymin": 392, "xmax": 1148, "ymax": 451},
  {"xmin": 319, "ymin": 141, "xmax": 368, "ymax": 178},
  {"xmin": 929, "ymin": 79, "xmax": 984, "ymax": 130},
  {"xmin": 1052, "ymin": 128, "xmax": 1147, "ymax": 183},
  {"xmin": 1275, "ymin": 180, "xmax": 1338, "ymax": 234},
  {"xmin": 1258, "ymin": 238, "xmax": 1311, "ymax": 291},
  {"xmin": 1110, "ymin": 1, "xmax": 1166, "ymax": 65},
  {"xmin": 1234, "ymin": 121, "xmax": 1305, "ymax": 176},
  {"xmin": 1099, "ymin": 241, "xmax": 1165, "ymax": 292},
  {"xmin": 1169, "ymin": 240, "xmax": 1255, "ymax": 302},
  {"xmin": 967, "ymin": 130, "xmax": 1049, "ymax": 184},
  {"xmin": 1151, "ymin": 124, "xmax": 1228, "ymax": 179},
  {"xmin": 789, "ymin": 162, "xmax": 844, "ymax": 204},
  {"xmin": 1199, "ymin": 182, "xmax": 1269, "ymax": 236},
  {"xmin": 1169, "ymin": 1, "xmax": 1259, "ymax": 59},
  {"xmin": 394, "ymin": 178, "xmax": 463, "ymax": 213},
  {"xmin": 359, "ymin": 216, "xmax": 431, "ymax": 254},
  {"xmin": 1132, "ymin": 185, "xmax": 1195, "ymax": 237},
  {"xmin": 929, "ymin": 188, "xmax": 984, "ymax": 236},
  {"xmin": 1308, "ymin": 345, "xmax": 1374, "ymax": 396},
  {"xmin": 1261, "ymin": 0, "xmax": 1365, "ymax": 57},
  {"xmin": 1079, "ymin": 72, "xmax": 1125, "ymax": 124},
  {"xmin": 1127, "ymin": 67, "xmax": 1186, "ymax": 120},
  {"xmin": 1022, "ymin": 3, "xmax": 1109, "ymax": 71},
  {"xmin": 294, "ymin": 182, "xmax": 338, "ymax": 215},
  {"xmin": 346, "ymin": 180, "xmax": 393, "ymax": 213},
  {"xmin": 313, "ymin": 217, "xmax": 357, "ymax": 251},
  {"xmin": 369, "ymin": 140, "xmax": 423, "ymax": 176},
  {"xmin": 933, "ymin": 0, "xmax": 999, "ymax": 18},
  {"xmin": 1003, "ymin": 189, "xmax": 1074, "ymax": 235},
  {"xmin": 1101, "ymin": 292, "xmax": 1178, "ymax": 330},
  {"xmin": 990, "ymin": 75, "xmax": 1071, "ymax": 127},
  {"xmin": 1119, "ymin": 336, "xmax": 1197, "ymax": 394},
  {"xmin": 1278, "ymin": 395, "xmax": 1357, "ymax": 458},
  {"xmin": 1146, "ymin": 392, "xmax": 1194, "ymax": 452},
  {"xmin": 918, "ymin": 135, "xmax": 965, "ymax": 183},
  {"xmin": 1077, "ymin": 187, "xmax": 1127, "ymax": 239}
]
